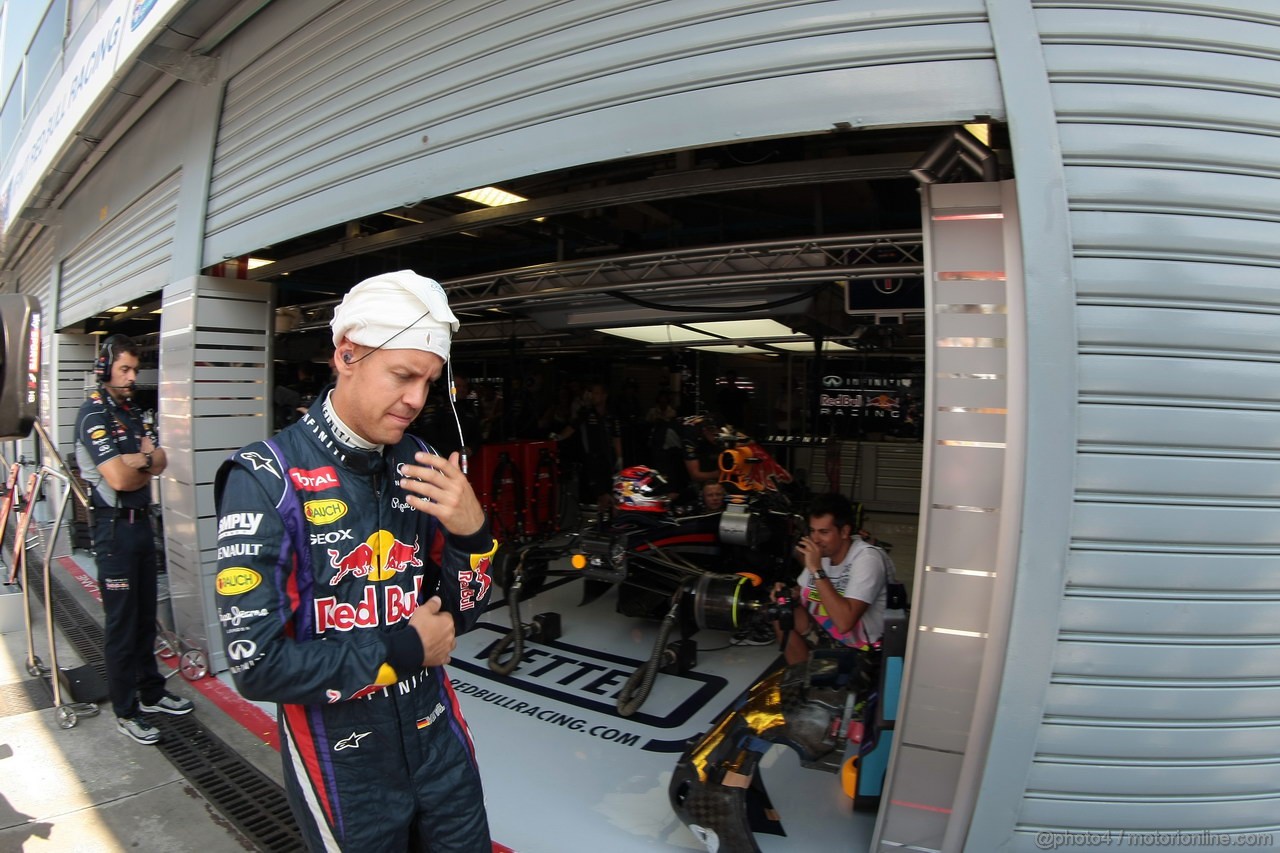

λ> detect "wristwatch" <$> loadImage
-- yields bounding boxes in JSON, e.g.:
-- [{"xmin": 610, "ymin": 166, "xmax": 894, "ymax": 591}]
[
  {"xmin": 813, "ymin": 568, "xmax": 828, "ymax": 582},
  {"xmin": 141, "ymin": 452, "xmax": 153, "ymax": 471}
]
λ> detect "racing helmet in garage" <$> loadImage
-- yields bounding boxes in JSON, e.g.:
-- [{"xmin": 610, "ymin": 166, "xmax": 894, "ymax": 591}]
[
  {"xmin": 681, "ymin": 414, "xmax": 717, "ymax": 433},
  {"xmin": 613, "ymin": 465, "xmax": 671, "ymax": 513}
]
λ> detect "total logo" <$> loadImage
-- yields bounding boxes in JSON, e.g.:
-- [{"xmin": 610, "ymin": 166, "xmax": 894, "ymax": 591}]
[
  {"xmin": 304, "ymin": 498, "xmax": 347, "ymax": 525},
  {"xmin": 327, "ymin": 530, "xmax": 422, "ymax": 586},
  {"xmin": 289, "ymin": 466, "xmax": 339, "ymax": 491},
  {"xmin": 216, "ymin": 567, "xmax": 262, "ymax": 596}
]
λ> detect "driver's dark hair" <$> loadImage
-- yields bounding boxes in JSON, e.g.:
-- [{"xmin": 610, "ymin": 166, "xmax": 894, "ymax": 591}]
[{"xmin": 807, "ymin": 493, "xmax": 859, "ymax": 531}]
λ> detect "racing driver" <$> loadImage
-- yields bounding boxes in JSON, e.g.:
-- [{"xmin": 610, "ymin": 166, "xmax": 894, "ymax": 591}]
[{"xmin": 214, "ymin": 270, "xmax": 498, "ymax": 851}]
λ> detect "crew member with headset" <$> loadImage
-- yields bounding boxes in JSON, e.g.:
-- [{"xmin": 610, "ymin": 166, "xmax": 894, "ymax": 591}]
[{"xmin": 74, "ymin": 334, "xmax": 194, "ymax": 745}]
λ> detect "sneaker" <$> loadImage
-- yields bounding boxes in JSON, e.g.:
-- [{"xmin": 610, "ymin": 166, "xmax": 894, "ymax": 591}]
[
  {"xmin": 139, "ymin": 692, "xmax": 194, "ymax": 716},
  {"xmin": 117, "ymin": 715, "xmax": 160, "ymax": 745}
]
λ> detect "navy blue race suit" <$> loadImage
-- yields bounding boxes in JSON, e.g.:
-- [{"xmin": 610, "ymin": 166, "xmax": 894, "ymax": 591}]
[
  {"xmin": 214, "ymin": 396, "xmax": 498, "ymax": 851},
  {"xmin": 74, "ymin": 390, "xmax": 166, "ymax": 719}
]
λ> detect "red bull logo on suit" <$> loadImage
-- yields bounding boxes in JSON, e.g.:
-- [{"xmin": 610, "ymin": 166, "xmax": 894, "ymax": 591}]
[
  {"xmin": 315, "ymin": 575, "xmax": 425, "ymax": 632},
  {"xmin": 458, "ymin": 552, "xmax": 493, "ymax": 611},
  {"xmin": 327, "ymin": 530, "xmax": 422, "ymax": 585}
]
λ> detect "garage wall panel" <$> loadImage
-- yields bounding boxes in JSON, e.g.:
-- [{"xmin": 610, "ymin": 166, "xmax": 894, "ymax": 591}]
[
  {"xmin": 53, "ymin": 334, "xmax": 96, "ymax": 458},
  {"xmin": 1053, "ymin": 640, "xmax": 1280, "ymax": 680},
  {"xmin": 58, "ymin": 171, "xmax": 181, "ymax": 326},
  {"xmin": 159, "ymin": 276, "xmax": 272, "ymax": 675},
  {"xmin": 1067, "ymin": 549, "xmax": 1276, "ymax": 595},
  {"xmin": 204, "ymin": 0, "xmax": 1001, "ymax": 261},
  {"xmin": 979, "ymin": 1, "xmax": 1280, "ymax": 845},
  {"xmin": 1037, "ymin": 719, "xmax": 1280, "ymax": 762},
  {"xmin": 1079, "ymin": 353, "xmax": 1274, "ymax": 407},
  {"xmin": 1074, "ymin": 255, "xmax": 1277, "ymax": 310}
]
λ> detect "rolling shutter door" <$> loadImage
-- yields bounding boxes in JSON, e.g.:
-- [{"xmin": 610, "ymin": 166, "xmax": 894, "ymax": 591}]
[{"xmin": 204, "ymin": 0, "xmax": 1003, "ymax": 262}]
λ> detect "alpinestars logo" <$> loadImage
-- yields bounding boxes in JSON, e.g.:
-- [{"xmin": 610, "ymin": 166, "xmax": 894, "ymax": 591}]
[
  {"xmin": 240, "ymin": 451, "xmax": 281, "ymax": 478},
  {"xmin": 334, "ymin": 731, "xmax": 371, "ymax": 751}
]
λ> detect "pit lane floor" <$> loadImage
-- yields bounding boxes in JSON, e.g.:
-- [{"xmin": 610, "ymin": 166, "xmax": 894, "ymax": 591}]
[{"xmin": 1, "ymin": 528, "xmax": 901, "ymax": 852}]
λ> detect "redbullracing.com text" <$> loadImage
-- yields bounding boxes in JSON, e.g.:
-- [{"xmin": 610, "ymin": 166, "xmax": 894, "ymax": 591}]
[{"xmin": 1034, "ymin": 830, "xmax": 1274, "ymax": 850}]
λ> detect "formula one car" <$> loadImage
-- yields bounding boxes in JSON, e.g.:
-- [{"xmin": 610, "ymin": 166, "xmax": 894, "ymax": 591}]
[
  {"xmin": 669, "ymin": 609, "xmax": 908, "ymax": 852},
  {"xmin": 485, "ymin": 426, "xmax": 803, "ymax": 689}
]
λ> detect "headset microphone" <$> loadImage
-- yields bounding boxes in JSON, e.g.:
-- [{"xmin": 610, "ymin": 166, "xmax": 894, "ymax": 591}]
[{"xmin": 446, "ymin": 360, "xmax": 468, "ymax": 475}]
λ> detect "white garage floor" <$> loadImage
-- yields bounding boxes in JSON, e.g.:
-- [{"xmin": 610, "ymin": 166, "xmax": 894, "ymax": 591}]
[{"xmin": 456, "ymin": 571, "xmax": 879, "ymax": 852}]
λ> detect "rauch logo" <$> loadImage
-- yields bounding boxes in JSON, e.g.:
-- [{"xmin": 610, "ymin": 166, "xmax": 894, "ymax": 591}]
[
  {"xmin": 216, "ymin": 567, "xmax": 262, "ymax": 596},
  {"xmin": 304, "ymin": 499, "xmax": 348, "ymax": 525}
]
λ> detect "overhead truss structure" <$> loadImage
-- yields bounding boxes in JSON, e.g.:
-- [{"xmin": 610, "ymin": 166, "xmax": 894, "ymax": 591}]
[{"xmin": 280, "ymin": 231, "xmax": 925, "ymax": 347}]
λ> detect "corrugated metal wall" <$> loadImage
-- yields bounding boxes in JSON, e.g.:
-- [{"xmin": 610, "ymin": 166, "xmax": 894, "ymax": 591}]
[
  {"xmin": 991, "ymin": 1, "xmax": 1280, "ymax": 847},
  {"xmin": 203, "ymin": 0, "xmax": 1003, "ymax": 263},
  {"xmin": 52, "ymin": 334, "xmax": 96, "ymax": 457},
  {"xmin": 158, "ymin": 275, "xmax": 272, "ymax": 672},
  {"xmin": 57, "ymin": 170, "xmax": 182, "ymax": 327}
]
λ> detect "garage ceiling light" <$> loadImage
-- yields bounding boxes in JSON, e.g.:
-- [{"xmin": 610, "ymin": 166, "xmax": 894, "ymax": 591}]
[
  {"xmin": 598, "ymin": 325, "xmax": 718, "ymax": 343},
  {"xmin": 457, "ymin": 186, "xmax": 528, "ymax": 207},
  {"xmin": 685, "ymin": 344, "xmax": 778, "ymax": 355},
  {"xmin": 685, "ymin": 319, "xmax": 802, "ymax": 340},
  {"xmin": 766, "ymin": 340, "xmax": 856, "ymax": 353}
]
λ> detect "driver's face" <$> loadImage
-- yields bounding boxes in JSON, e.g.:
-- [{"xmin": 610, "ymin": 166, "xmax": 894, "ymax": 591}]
[{"xmin": 332, "ymin": 346, "xmax": 444, "ymax": 446}]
